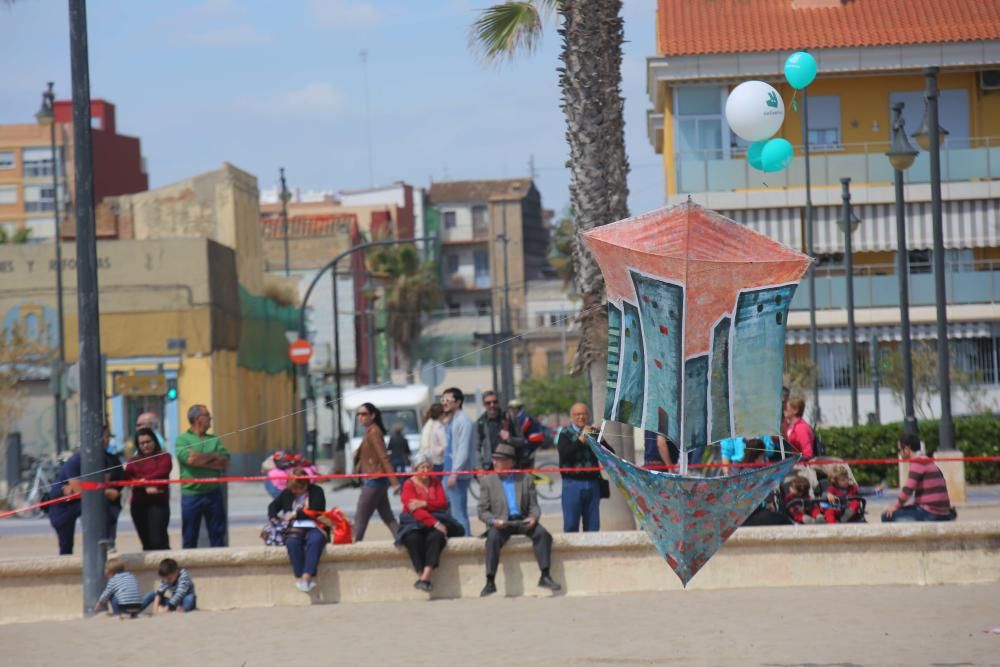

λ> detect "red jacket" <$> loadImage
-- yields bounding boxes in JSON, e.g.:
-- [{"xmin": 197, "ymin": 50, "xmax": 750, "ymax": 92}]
[
  {"xmin": 400, "ymin": 477, "xmax": 448, "ymax": 527},
  {"xmin": 125, "ymin": 453, "xmax": 173, "ymax": 504},
  {"xmin": 785, "ymin": 418, "xmax": 815, "ymax": 459}
]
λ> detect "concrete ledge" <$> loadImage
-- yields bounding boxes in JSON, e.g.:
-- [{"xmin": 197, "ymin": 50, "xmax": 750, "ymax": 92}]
[{"xmin": 2, "ymin": 521, "xmax": 998, "ymax": 624}]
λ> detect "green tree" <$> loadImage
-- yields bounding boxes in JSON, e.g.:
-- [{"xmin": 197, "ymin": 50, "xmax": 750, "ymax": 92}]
[
  {"xmin": 881, "ymin": 341, "xmax": 990, "ymax": 419},
  {"xmin": 471, "ymin": 0, "xmax": 630, "ymax": 408},
  {"xmin": 547, "ymin": 207, "xmax": 577, "ymax": 287},
  {"xmin": 519, "ymin": 372, "xmax": 591, "ymax": 419},
  {"xmin": 0, "ymin": 226, "xmax": 30, "ymax": 244},
  {"xmin": 367, "ymin": 244, "xmax": 443, "ymax": 383}
]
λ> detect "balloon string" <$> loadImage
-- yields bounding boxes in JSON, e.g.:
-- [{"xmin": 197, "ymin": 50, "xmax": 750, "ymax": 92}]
[{"xmin": 792, "ymin": 92, "xmax": 798, "ymax": 114}]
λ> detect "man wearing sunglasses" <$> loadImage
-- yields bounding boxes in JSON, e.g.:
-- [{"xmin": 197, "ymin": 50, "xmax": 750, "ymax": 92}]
[{"xmin": 476, "ymin": 390, "xmax": 521, "ymax": 470}]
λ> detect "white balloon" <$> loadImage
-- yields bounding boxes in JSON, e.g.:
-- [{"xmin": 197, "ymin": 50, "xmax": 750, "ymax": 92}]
[{"xmin": 725, "ymin": 81, "xmax": 785, "ymax": 142}]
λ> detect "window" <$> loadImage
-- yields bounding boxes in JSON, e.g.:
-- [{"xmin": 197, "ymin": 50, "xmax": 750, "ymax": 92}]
[
  {"xmin": 22, "ymin": 147, "xmax": 59, "ymax": 178},
  {"xmin": 443, "ymin": 211, "xmax": 457, "ymax": 229},
  {"xmin": 23, "ymin": 185, "xmax": 63, "ymax": 212},
  {"xmin": 908, "ymin": 249, "xmax": 932, "ymax": 275},
  {"xmin": 0, "ymin": 186, "xmax": 16, "ymax": 205},
  {"xmin": 446, "ymin": 254, "xmax": 459, "ymax": 274},
  {"xmin": 806, "ymin": 96, "xmax": 841, "ymax": 148},
  {"xmin": 546, "ymin": 350, "xmax": 564, "ymax": 376},
  {"xmin": 890, "ymin": 90, "xmax": 970, "ymax": 149},
  {"xmin": 0, "ymin": 151, "xmax": 14, "ymax": 169},
  {"xmin": 447, "ymin": 303, "xmax": 461, "ymax": 317},
  {"xmin": 472, "ymin": 206, "xmax": 487, "ymax": 227},
  {"xmin": 475, "ymin": 300, "xmax": 490, "ymax": 316},
  {"xmin": 675, "ymin": 86, "xmax": 724, "ymax": 161},
  {"xmin": 473, "ymin": 249, "xmax": 490, "ymax": 287}
]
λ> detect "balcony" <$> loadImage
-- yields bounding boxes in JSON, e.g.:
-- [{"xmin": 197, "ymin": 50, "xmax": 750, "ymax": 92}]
[
  {"xmin": 676, "ymin": 137, "xmax": 1000, "ymax": 194},
  {"xmin": 789, "ymin": 260, "xmax": 1000, "ymax": 311}
]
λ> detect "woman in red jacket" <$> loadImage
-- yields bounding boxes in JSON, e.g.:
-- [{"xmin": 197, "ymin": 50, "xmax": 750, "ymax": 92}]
[
  {"xmin": 125, "ymin": 428, "xmax": 173, "ymax": 550},
  {"xmin": 783, "ymin": 396, "xmax": 815, "ymax": 460},
  {"xmin": 395, "ymin": 454, "xmax": 456, "ymax": 593}
]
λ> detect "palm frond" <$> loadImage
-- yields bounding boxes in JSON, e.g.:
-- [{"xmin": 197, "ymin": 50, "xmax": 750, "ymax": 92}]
[{"xmin": 470, "ymin": 1, "xmax": 554, "ymax": 63}]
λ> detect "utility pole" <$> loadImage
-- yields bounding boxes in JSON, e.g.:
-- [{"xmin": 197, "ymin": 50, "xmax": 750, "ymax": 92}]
[
  {"xmin": 280, "ymin": 167, "xmax": 291, "ymax": 277},
  {"xmin": 68, "ymin": 0, "xmax": 106, "ymax": 616}
]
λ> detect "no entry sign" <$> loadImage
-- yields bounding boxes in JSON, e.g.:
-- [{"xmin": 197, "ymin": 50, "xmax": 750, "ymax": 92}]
[{"xmin": 288, "ymin": 339, "xmax": 313, "ymax": 365}]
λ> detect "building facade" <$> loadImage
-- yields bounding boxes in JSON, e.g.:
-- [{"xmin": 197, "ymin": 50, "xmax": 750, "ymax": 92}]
[
  {"xmin": 0, "ymin": 98, "xmax": 147, "ymax": 242},
  {"xmin": 646, "ymin": 0, "xmax": 1000, "ymax": 425}
]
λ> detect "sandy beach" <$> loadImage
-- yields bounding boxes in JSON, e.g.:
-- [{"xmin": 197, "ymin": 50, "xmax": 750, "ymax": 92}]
[{"xmin": 1, "ymin": 584, "xmax": 997, "ymax": 667}]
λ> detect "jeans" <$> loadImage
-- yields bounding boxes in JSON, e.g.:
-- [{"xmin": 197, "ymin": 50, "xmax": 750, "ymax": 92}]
[
  {"xmin": 140, "ymin": 591, "xmax": 196, "ymax": 612},
  {"xmin": 264, "ymin": 481, "xmax": 282, "ymax": 498},
  {"xmin": 109, "ymin": 598, "xmax": 143, "ymax": 616},
  {"xmin": 882, "ymin": 505, "xmax": 955, "ymax": 522},
  {"xmin": 49, "ymin": 502, "xmax": 82, "ymax": 555},
  {"xmin": 131, "ymin": 502, "xmax": 171, "ymax": 551},
  {"xmin": 181, "ymin": 488, "xmax": 227, "ymax": 548},
  {"xmin": 444, "ymin": 476, "xmax": 472, "ymax": 537},
  {"xmin": 561, "ymin": 477, "xmax": 601, "ymax": 532},
  {"xmin": 285, "ymin": 527, "xmax": 327, "ymax": 577}
]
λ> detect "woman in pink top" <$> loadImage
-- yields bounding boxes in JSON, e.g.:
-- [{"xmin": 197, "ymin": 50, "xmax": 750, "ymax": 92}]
[{"xmin": 783, "ymin": 396, "xmax": 814, "ymax": 459}]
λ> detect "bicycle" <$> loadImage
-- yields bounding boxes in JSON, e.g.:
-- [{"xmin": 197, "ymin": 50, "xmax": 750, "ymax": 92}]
[
  {"xmin": 467, "ymin": 466, "xmax": 561, "ymax": 501},
  {"xmin": 5, "ymin": 454, "xmax": 59, "ymax": 519}
]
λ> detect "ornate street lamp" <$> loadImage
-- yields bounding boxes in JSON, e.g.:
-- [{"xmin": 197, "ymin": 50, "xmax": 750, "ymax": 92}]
[
  {"xmin": 885, "ymin": 102, "xmax": 919, "ymax": 436},
  {"xmin": 36, "ymin": 82, "xmax": 69, "ymax": 454},
  {"xmin": 838, "ymin": 178, "xmax": 861, "ymax": 426}
]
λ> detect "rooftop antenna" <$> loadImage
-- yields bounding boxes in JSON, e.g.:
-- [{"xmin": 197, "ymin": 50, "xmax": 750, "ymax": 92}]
[{"xmin": 360, "ymin": 49, "xmax": 374, "ymax": 187}]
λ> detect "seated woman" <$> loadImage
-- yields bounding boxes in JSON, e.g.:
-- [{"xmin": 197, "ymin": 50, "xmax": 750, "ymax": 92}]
[
  {"xmin": 268, "ymin": 468, "xmax": 327, "ymax": 592},
  {"xmin": 395, "ymin": 453, "xmax": 461, "ymax": 593}
]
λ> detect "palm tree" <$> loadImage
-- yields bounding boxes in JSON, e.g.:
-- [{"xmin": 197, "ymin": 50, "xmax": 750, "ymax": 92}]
[
  {"xmin": 471, "ymin": 0, "xmax": 630, "ymax": 404},
  {"xmin": 367, "ymin": 245, "xmax": 443, "ymax": 383}
]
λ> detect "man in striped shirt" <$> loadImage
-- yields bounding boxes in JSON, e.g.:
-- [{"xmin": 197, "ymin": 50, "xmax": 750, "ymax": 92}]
[{"xmin": 882, "ymin": 432, "xmax": 955, "ymax": 522}]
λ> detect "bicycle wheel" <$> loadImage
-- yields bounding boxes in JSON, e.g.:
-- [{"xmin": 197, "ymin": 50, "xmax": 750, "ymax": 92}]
[
  {"xmin": 533, "ymin": 474, "xmax": 561, "ymax": 501},
  {"xmin": 6, "ymin": 481, "xmax": 43, "ymax": 519}
]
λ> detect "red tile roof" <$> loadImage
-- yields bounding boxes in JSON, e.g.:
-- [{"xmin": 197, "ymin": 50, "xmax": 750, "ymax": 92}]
[
  {"xmin": 261, "ymin": 213, "xmax": 357, "ymax": 239},
  {"xmin": 657, "ymin": 0, "xmax": 1000, "ymax": 57}
]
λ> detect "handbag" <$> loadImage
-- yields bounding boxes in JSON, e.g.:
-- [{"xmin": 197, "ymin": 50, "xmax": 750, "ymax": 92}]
[{"xmin": 304, "ymin": 507, "xmax": 354, "ymax": 544}]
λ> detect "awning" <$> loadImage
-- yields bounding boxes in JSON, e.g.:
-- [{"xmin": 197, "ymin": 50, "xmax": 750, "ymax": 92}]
[
  {"xmin": 811, "ymin": 199, "xmax": 1000, "ymax": 253},
  {"xmin": 786, "ymin": 321, "xmax": 996, "ymax": 345},
  {"xmin": 717, "ymin": 207, "xmax": 802, "ymax": 250}
]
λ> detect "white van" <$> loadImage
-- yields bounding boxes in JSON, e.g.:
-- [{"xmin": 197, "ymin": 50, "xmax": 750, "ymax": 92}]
[{"xmin": 341, "ymin": 384, "xmax": 432, "ymax": 474}]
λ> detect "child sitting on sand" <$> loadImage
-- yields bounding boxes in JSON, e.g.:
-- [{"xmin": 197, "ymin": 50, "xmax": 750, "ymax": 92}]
[{"xmin": 94, "ymin": 557, "xmax": 143, "ymax": 618}]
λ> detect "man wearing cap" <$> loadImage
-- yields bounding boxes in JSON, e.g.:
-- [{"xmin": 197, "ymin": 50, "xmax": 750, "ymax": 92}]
[{"xmin": 477, "ymin": 443, "xmax": 561, "ymax": 596}]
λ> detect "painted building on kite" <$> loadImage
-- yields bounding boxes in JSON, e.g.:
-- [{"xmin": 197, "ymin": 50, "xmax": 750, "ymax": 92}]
[{"xmin": 646, "ymin": 0, "xmax": 1000, "ymax": 425}]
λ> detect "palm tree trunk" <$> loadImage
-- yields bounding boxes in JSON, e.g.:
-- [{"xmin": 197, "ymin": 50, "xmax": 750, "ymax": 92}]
[{"xmin": 559, "ymin": 0, "xmax": 629, "ymax": 399}]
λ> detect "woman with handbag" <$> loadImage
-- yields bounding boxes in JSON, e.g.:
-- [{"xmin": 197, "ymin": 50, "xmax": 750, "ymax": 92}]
[
  {"xmin": 395, "ymin": 453, "xmax": 462, "ymax": 593},
  {"xmin": 267, "ymin": 468, "xmax": 328, "ymax": 592},
  {"xmin": 352, "ymin": 403, "xmax": 399, "ymax": 541}
]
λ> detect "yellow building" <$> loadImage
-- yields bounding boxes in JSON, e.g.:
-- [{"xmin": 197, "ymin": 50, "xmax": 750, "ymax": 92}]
[
  {"xmin": 646, "ymin": 0, "xmax": 1000, "ymax": 425},
  {"xmin": 1, "ymin": 165, "xmax": 299, "ymax": 474}
]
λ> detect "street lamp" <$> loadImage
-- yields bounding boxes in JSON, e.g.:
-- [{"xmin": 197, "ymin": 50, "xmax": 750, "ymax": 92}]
[
  {"xmin": 362, "ymin": 274, "xmax": 379, "ymax": 385},
  {"xmin": 838, "ymin": 178, "xmax": 861, "ymax": 426},
  {"xmin": 885, "ymin": 101, "xmax": 919, "ymax": 436},
  {"xmin": 279, "ymin": 168, "xmax": 291, "ymax": 277},
  {"xmin": 35, "ymin": 82, "xmax": 69, "ymax": 455},
  {"xmin": 920, "ymin": 66, "xmax": 955, "ymax": 451}
]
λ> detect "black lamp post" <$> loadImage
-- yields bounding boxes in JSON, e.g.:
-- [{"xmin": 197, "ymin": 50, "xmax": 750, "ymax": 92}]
[
  {"xmin": 35, "ymin": 82, "xmax": 69, "ymax": 455},
  {"xmin": 886, "ymin": 101, "xmax": 919, "ymax": 436},
  {"xmin": 915, "ymin": 67, "xmax": 955, "ymax": 451},
  {"xmin": 838, "ymin": 178, "xmax": 861, "ymax": 426}
]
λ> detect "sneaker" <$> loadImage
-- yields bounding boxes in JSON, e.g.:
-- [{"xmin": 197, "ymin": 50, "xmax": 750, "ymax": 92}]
[
  {"xmin": 414, "ymin": 580, "xmax": 432, "ymax": 593},
  {"xmin": 295, "ymin": 580, "xmax": 308, "ymax": 592},
  {"xmin": 304, "ymin": 580, "xmax": 316, "ymax": 593},
  {"xmin": 480, "ymin": 581, "xmax": 497, "ymax": 597},
  {"xmin": 538, "ymin": 575, "xmax": 562, "ymax": 591}
]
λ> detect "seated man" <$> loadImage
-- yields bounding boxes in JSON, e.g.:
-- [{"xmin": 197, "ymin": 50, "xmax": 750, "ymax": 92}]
[
  {"xmin": 477, "ymin": 443, "xmax": 561, "ymax": 597},
  {"xmin": 882, "ymin": 432, "xmax": 955, "ymax": 523}
]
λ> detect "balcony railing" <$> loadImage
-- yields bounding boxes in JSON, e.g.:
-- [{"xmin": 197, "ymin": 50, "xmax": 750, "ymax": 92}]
[
  {"xmin": 789, "ymin": 260, "xmax": 1000, "ymax": 311},
  {"xmin": 676, "ymin": 137, "xmax": 1000, "ymax": 194}
]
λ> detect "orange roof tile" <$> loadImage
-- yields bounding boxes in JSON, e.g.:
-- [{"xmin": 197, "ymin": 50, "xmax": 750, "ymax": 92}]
[
  {"xmin": 261, "ymin": 213, "xmax": 356, "ymax": 239},
  {"xmin": 657, "ymin": 0, "xmax": 1000, "ymax": 57}
]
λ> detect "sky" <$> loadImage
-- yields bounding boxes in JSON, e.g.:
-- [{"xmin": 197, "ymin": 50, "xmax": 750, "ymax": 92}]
[{"xmin": 0, "ymin": 0, "xmax": 664, "ymax": 216}]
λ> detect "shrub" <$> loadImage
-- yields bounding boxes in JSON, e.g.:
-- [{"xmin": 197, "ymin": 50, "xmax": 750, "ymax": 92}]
[{"xmin": 817, "ymin": 414, "xmax": 1000, "ymax": 486}]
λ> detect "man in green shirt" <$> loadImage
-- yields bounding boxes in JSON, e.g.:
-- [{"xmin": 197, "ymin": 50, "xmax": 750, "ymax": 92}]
[{"xmin": 175, "ymin": 404, "xmax": 230, "ymax": 548}]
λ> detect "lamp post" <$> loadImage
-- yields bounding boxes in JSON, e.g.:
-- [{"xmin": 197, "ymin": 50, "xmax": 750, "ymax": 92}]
[
  {"xmin": 838, "ymin": 178, "xmax": 861, "ymax": 426},
  {"xmin": 279, "ymin": 168, "xmax": 291, "ymax": 277},
  {"xmin": 496, "ymin": 229, "xmax": 512, "ymax": 402},
  {"xmin": 886, "ymin": 101, "xmax": 919, "ymax": 436},
  {"xmin": 915, "ymin": 67, "xmax": 955, "ymax": 451},
  {"xmin": 362, "ymin": 275, "xmax": 379, "ymax": 384},
  {"xmin": 802, "ymin": 86, "xmax": 821, "ymax": 425},
  {"xmin": 35, "ymin": 82, "xmax": 68, "ymax": 455}
]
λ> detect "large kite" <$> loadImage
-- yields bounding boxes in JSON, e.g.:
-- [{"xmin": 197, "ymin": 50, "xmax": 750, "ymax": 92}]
[{"xmin": 584, "ymin": 201, "xmax": 810, "ymax": 585}]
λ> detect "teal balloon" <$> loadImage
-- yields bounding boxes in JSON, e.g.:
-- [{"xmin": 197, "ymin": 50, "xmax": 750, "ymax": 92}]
[
  {"xmin": 747, "ymin": 141, "xmax": 767, "ymax": 171},
  {"xmin": 761, "ymin": 138, "xmax": 794, "ymax": 172},
  {"xmin": 784, "ymin": 51, "xmax": 817, "ymax": 90}
]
